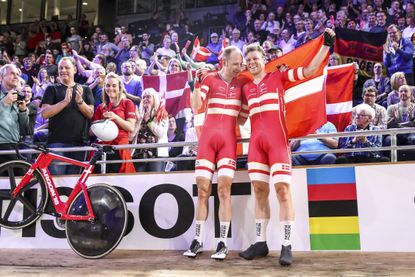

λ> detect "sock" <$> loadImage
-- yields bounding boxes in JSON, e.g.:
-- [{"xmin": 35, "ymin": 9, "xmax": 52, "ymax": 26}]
[
  {"xmin": 280, "ymin": 220, "xmax": 294, "ymax": 246},
  {"xmin": 219, "ymin": 221, "xmax": 230, "ymax": 246},
  {"xmin": 194, "ymin": 220, "xmax": 205, "ymax": 244},
  {"xmin": 255, "ymin": 219, "xmax": 269, "ymax": 243}
]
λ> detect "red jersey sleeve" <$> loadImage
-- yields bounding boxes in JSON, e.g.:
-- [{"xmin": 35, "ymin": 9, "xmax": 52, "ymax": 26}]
[
  {"xmin": 123, "ymin": 99, "xmax": 137, "ymax": 120},
  {"xmin": 93, "ymin": 104, "xmax": 104, "ymax": 121},
  {"xmin": 240, "ymin": 84, "xmax": 250, "ymax": 121},
  {"xmin": 280, "ymin": 67, "xmax": 306, "ymax": 83}
]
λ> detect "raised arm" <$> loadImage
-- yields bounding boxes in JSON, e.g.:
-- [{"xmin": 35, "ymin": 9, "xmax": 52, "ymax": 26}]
[{"xmin": 303, "ymin": 28, "xmax": 335, "ymax": 78}]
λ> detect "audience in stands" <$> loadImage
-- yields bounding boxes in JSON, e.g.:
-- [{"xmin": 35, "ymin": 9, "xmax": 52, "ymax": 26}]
[
  {"xmin": 337, "ymin": 103, "xmax": 390, "ymax": 164},
  {"xmin": 2, "ymin": 0, "xmax": 415, "ymax": 173},
  {"xmin": 290, "ymin": 121, "xmax": 338, "ymax": 166}
]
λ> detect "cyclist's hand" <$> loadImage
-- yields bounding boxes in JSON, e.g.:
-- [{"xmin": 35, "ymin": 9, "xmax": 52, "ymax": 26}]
[{"xmin": 74, "ymin": 85, "xmax": 84, "ymax": 103}]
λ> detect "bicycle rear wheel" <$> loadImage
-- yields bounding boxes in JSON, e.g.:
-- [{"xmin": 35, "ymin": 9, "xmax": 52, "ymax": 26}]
[
  {"xmin": 0, "ymin": 160, "xmax": 48, "ymax": 229},
  {"xmin": 65, "ymin": 183, "xmax": 128, "ymax": 259}
]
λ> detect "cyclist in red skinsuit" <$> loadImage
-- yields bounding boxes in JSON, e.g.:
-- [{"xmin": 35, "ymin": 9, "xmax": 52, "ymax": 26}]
[
  {"xmin": 184, "ymin": 46, "xmax": 245, "ymax": 260},
  {"xmin": 238, "ymin": 29, "xmax": 336, "ymax": 266}
]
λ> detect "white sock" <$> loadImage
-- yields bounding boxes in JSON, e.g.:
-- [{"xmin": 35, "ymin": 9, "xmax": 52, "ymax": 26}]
[
  {"xmin": 280, "ymin": 220, "xmax": 294, "ymax": 246},
  {"xmin": 194, "ymin": 220, "xmax": 205, "ymax": 244},
  {"xmin": 255, "ymin": 219, "xmax": 269, "ymax": 243},
  {"xmin": 219, "ymin": 221, "xmax": 230, "ymax": 246}
]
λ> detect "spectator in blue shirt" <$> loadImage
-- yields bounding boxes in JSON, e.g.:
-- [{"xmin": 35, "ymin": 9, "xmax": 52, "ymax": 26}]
[
  {"xmin": 206, "ymin": 33, "xmax": 221, "ymax": 65},
  {"xmin": 290, "ymin": 121, "xmax": 338, "ymax": 166}
]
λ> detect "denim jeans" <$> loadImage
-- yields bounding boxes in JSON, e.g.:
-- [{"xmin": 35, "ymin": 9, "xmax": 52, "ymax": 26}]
[{"xmin": 47, "ymin": 142, "xmax": 87, "ymax": 175}]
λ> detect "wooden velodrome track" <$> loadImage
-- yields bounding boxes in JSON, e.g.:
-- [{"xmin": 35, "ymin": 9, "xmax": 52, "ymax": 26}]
[{"xmin": 1, "ymin": 249, "xmax": 415, "ymax": 276}]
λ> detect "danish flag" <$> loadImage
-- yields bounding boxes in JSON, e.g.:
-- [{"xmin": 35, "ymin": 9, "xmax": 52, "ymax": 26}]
[{"xmin": 191, "ymin": 36, "xmax": 211, "ymax": 62}]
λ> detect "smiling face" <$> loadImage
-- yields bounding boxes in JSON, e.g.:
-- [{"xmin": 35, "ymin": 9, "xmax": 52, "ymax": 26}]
[
  {"xmin": 104, "ymin": 76, "xmax": 120, "ymax": 100},
  {"xmin": 58, "ymin": 58, "xmax": 76, "ymax": 85},
  {"xmin": 223, "ymin": 50, "xmax": 243, "ymax": 78},
  {"xmin": 245, "ymin": 49, "xmax": 266, "ymax": 77}
]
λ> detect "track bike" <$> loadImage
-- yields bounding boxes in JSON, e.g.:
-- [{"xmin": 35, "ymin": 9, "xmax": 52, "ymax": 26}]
[{"xmin": 0, "ymin": 143, "xmax": 128, "ymax": 259}]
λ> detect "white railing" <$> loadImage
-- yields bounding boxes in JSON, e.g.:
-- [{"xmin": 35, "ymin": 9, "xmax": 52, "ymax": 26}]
[{"xmin": 2, "ymin": 127, "xmax": 415, "ymax": 173}]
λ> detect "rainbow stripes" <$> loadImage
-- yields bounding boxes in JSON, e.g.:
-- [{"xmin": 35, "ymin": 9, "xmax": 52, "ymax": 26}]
[{"xmin": 307, "ymin": 167, "xmax": 361, "ymax": 250}]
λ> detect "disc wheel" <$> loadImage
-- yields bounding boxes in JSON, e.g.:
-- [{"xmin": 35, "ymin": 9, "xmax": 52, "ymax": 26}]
[
  {"xmin": 0, "ymin": 161, "xmax": 48, "ymax": 229},
  {"xmin": 65, "ymin": 183, "xmax": 128, "ymax": 259}
]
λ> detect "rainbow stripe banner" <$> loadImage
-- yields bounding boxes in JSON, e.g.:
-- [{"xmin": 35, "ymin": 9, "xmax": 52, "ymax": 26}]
[{"xmin": 307, "ymin": 167, "xmax": 361, "ymax": 250}]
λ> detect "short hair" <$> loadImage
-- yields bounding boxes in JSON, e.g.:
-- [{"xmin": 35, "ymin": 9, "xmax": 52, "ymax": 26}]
[
  {"xmin": 58, "ymin": 56, "xmax": 76, "ymax": 68},
  {"xmin": 222, "ymin": 45, "xmax": 242, "ymax": 61},
  {"xmin": 363, "ymin": 86, "xmax": 378, "ymax": 97},
  {"xmin": 244, "ymin": 44, "xmax": 266, "ymax": 58},
  {"xmin": 0, "ymin": 63, "xmax": 19, "ymax": 79},
  {"xmin": 355, "ymin": 103, "xmax": 375, "ymax": 119}
]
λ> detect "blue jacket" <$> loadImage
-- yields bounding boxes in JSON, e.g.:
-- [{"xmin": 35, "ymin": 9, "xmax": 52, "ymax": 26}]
[{"xmin": 384, "ymin": 38, "xmax": 414, "ymax": 75}]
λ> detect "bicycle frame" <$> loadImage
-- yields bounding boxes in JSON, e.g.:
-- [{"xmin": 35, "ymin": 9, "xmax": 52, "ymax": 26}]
[{"xmin": 11, "ymin": 151, "xmax": 96, "ymax": 221}]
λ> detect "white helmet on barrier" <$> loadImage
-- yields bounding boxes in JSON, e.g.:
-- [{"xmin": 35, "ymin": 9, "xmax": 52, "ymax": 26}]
[{"xmin": 90, "ymin": 119, "xmax": 119, "ymax": 141}]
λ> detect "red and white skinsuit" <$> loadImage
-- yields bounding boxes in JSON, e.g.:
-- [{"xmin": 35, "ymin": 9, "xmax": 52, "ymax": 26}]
[
  {"xmin": 240, "ymin": 67, "xmax": 305, "ymax": 185},
  {"xmin": 195, "ymin": 72, "xmax": 245, "ymax": 180}
]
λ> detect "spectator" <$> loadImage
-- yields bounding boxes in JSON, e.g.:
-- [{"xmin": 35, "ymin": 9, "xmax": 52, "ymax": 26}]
[
  {"xmin": 231, "ymin": 28, "xmax": 246, "ymax": 52},
  {"xmin": 121, "ymin": 61, "xmax": 142, "ymax": 105},
  {"xmin": 370, "ymin": 10, "xmax": 388, "ymax": 33},
  {"xmin": 363, "ymin": 63, "xmax": 391, "ymax": 106},
  {"xmin": 129, "ymin": 45, "xmax": 147, "ymax": 76},
  {"xmin": 155, "ymin": 36, "xmax": 176, "ymax": 59},
  {"xmin": 386, "ymin": 1, "xmax": 401, "ymax": 26},
  {"xmin": 337, "ymin": 103, "xmax": 389, "ymax": 164},
  {"xmin": 206, "ymin": 33, "xmax": 221, "ymax": 65},
  {"xmin": 166, "ymin": 114, "xmax": 185, "ymax": 171},
  {"xmin": 383, "ymin": 24, "xmax": 414, "ymax": 85},
  {"xmin": 87, "ymin": 67, "xmax": 105, "ymax": 111},
  {"xmin": 328, "ymin": 53, "xmax": 341, "ymax": 67},
  {"xmin": 402, "ymin": 14, "xmax": 415, "ymax": 41},
  {"xmin": 41, "ymin": 57, "xmax": 94, "ymax": 175},
  {"xmin": 106, "ymin": 62, "xmax": 117, "ymax": 74},
  {"xmin": 276, "ymin": 29, "xmax": 296, "ymax": 54},
  {"xmin": 19, "ymin": 85, "xmax": 37, "ymax": 150},
  {"xmin": 268, "ymin": 45, "xmax": 283, "ymax": 60},
  {"xmin": 362, "ymin": 12, "xmax": 377, "ymax": 31},
  {"xmin": 67, "ymin": 26, "xmax": 82, "ymax": 52},
  {"xmin": 261, "ymin": 12, "xmax": 280, "ymax": 33},
  {"xmin": 78, "ymin": 14, "xmax": 90, "ymax": 38},
  {"xmin": 385, "ymin": 84, "xmax": 415, "ymax": 160},
  {"xmin": 387, "ymin": 72, "xmax": 407, "ymax": 106},
  {"xmin": 115, "ymin": 36, "xmax": 131, "ymax": 73},
  {"xmin": 352, "ymin": 86, "xmax": 387, "ymax": 129},
  {"xmin": 97, "ymin": 33, "xmax": 118, "ymax": 56},
  {"xmin": 176, "ymin": 119, "xmax": 198, "ymax": 171},
  {"xmin": 138, "ymin": 32, "xmax": 155, "ymax": 66},
  {"xmin": 21, "ymin": 57, "xmax": 38, "ymax": 87},
  {"xmin": 42, "ymin": 52, "xmax": 58, "ymax": 78},
  {"xmin": 295, "ymin": 18, "xmax": 320, "ymax": 48},
  {"xmin": 92, "ymin": 72, "xmax": 136, "ymax": 173},
  {"xmin": 131, "ymin": 88, "xmax": 168, "ymax": 172},
  {"xmin": 115, "ymin": 25, "xmax": 133, "ymax": 48},
  {"xmin": 290, "ymin": 121, "xmax": 338, "ymax": 166},
  {"xmin": 0, "ymin": 64, "xmax": 29, "ymax": 164},
  {"xmin": 32, "ymin": 68, "xmax": 52, "ymax": 99}
]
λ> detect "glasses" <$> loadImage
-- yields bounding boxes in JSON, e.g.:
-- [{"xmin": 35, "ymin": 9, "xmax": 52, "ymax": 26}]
[
  {"xmin": 364, "ymin": 94, "xmax": 376, "ymax": 97},
  {"xmin": 356, "ymin": 114, "xmax": 369, "ymax": 118}
]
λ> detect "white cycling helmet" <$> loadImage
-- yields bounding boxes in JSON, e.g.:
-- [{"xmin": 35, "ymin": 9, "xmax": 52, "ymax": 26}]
[{"xmin": 90, "ymin": 119, "xmax": 119, "ymax": 142}]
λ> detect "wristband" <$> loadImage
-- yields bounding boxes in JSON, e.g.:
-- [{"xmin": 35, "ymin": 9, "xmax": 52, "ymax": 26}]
[
  {"xmin": 19, "ymin": 109, "xmax": 28, "ymax": 113},
  {"xmin": 77, "ymin": 99, "xmax": 84, "ymax": 105}
]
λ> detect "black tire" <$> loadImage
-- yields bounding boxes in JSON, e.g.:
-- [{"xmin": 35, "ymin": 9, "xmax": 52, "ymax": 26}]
[
  {"xmin": 65, "ymin": 183, "xmax": 128, "ymax": 259},
  {"xmin": 0, "ymin": 160, "xmax": 48, "ymax": 229}
]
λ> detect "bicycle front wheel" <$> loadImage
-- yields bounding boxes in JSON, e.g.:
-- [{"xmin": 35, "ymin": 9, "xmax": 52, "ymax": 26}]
[
  {"xmin": 0, "ymin": 160, "xmax": 48, "ymax": 229},
  {"xmin": 65, "ymin": 183, "xmax": 128, "ymax": 259}
]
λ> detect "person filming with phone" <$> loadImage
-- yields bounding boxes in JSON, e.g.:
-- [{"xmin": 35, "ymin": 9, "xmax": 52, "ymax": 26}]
[{"xmin": 0, "ymin": 64, "xmax": 29, "ymax": 164}]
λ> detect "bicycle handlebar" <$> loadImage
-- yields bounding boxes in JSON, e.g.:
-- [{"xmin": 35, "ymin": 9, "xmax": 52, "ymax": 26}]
[{"xmin": 15, "ymin": 142, "xmax": 49, "ymax": 161}]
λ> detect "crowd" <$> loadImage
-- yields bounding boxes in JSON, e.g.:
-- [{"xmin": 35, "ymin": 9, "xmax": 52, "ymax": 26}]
[{"xmin": 1, "ymin": 0, "xmax": 415, "ymax": 174}]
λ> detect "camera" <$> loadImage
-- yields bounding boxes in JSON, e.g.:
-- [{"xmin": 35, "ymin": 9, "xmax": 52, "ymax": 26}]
[{"xmin": 13, "ymin": 91, "xmax": 26, "ymax": 101}]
